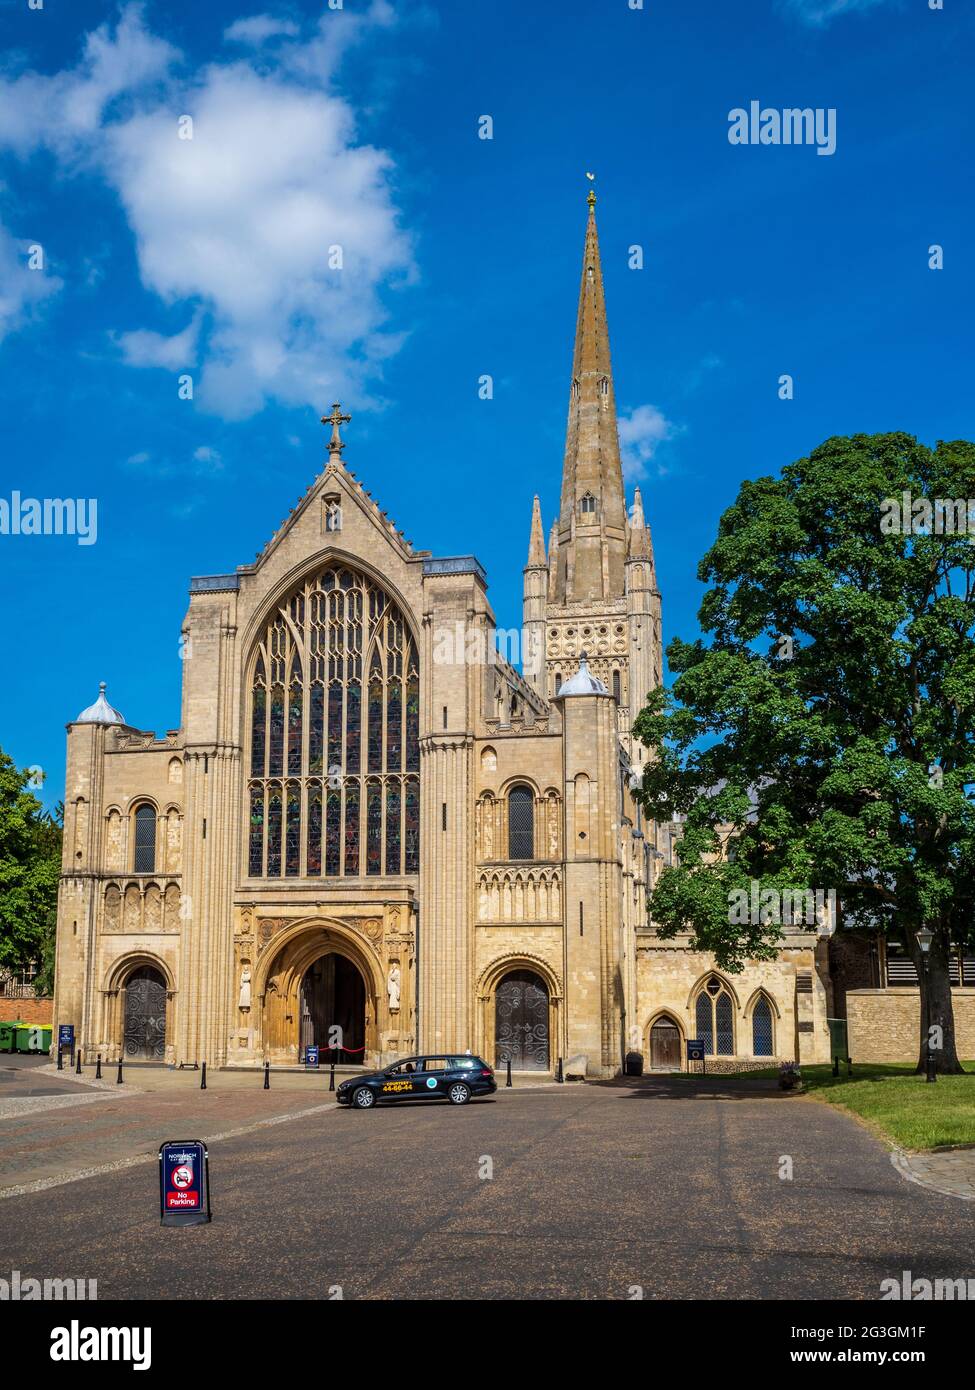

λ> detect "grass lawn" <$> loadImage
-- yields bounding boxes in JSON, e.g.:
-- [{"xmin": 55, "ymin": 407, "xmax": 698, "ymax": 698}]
[{"xmin": 739, "ymin": 1062, "xmax": 975, "ymax": 1151}]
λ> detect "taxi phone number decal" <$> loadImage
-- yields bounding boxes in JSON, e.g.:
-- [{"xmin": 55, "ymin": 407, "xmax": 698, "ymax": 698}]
[{"xmin": 382, "ymin": 1079, "xmax": 414, "ymax": 1093}]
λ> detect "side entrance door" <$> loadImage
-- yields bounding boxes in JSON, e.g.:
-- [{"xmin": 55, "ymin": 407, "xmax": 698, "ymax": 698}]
[
  {"xmin": 495, "ymin": 971, "xmax": 549, "ymax": 1071},
  {"xmin": 650, "ymin": 1020, "xmax": 681, "ymax": 1070},
  {"xmin": 123, "ymin": 966, "xmax": 167, "ymax": 1060}
]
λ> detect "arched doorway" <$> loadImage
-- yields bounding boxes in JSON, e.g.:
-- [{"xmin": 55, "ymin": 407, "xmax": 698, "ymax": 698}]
[
  {"xmin": 649, "ymin": 1016, "xmax": 682, "ymax": 1071},
  {"xmin": 299, "ymin": 953, "xmax": 366, "ymax": 1062},
  {"xmin": 495, "ymin": 969, "xmax": 549, "ymax": 1071},
  {"xmin": 123, "ymin": 965, "xmax": 167, "ymax": 1060}
]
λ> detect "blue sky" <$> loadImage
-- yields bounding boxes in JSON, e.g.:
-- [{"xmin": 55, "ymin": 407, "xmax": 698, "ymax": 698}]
[{"xmin": 0, "ymin": 0, "xmax": 971, "ymax": 810}]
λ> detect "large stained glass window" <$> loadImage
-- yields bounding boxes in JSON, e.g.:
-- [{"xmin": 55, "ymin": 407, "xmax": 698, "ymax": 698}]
[{"xmin": 247, "ymin": 565, "xmax": 420, "ymax": 878}]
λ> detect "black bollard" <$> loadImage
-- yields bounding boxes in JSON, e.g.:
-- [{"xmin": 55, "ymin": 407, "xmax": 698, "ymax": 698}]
[
  {"xmin": 329, "ymin": 1063, "xmax": 335, "ymax": 1092},
  {"xmin": 505, "ymin": 1056, "xmax": 512, "ymax": 1088},
  {"xmin": 263, "ymin": 1060, "xmax": 270, "ymax": 1090},
  {"xmin": 846, "ymin": 1056, "xmax": 853, "ymax": 1077},
  {"xmin": 95, "ymin": 1054, "xmax": 102, "ymax": 1080},
  {"xmin": 201, "ymin": 1061, "xmax": 207, "ymax": 1091},
  {"xmin": 557, "ymin": 1057, "xmax": 564, "ymax": 1084},
  {"xmin": 832, "ymin": 1056, "xmax": 839, "ymax": 1078},
  {"xmin": 116, "ymin": 1059, "xmax": 124, "ymax": 1085},
  {"xmin": 75, "ymin": 1048, "xmax": 82, "ymax": 1075},
  {"xmin": 57, "ymin": 1046, "xmax": 63, "ymax": 1071}
]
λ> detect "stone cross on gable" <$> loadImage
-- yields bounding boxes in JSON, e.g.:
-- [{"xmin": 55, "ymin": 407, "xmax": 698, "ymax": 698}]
[{"xmin": 322, "ymin": 402, "xmax": 351, "ymax": 460}]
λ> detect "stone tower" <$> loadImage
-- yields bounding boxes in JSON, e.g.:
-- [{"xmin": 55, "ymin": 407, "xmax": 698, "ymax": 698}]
[{"xmin": 522, "ymin": 191, "xmax": 663, "ymax": 764}]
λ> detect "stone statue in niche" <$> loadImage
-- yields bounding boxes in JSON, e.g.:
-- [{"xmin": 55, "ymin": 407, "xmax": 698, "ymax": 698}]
[
  {"xmin": 387, "ymin": 963, "xmax": 401, "ymax": 1013},
  {"xmin": 238, "ymin": 965, "xmax": 252, "ymax": 1012}
]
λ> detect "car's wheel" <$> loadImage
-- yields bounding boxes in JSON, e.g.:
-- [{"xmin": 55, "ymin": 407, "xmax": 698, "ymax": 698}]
[
  {"xmin": 352, "ymin": 1086, "xmax": 376, "ymax": 1109},
  {"xmin": 447, "ymin": 1082, "xmax": 471, "ymax": 1106}
]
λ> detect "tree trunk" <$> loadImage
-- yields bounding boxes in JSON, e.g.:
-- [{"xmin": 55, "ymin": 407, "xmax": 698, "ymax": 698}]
[{"xmin": 907, "ymin": 931, "xmax": 964, "ymax": 1075}]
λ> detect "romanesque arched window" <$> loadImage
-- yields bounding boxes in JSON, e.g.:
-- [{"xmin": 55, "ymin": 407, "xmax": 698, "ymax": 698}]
[
  {"xmin": 752, "ymin": 995, "xmax": 774, "ymax": 1057},
  {"xmin": 133, "ymin": 804, "xmax": 156, "ymax": 874},
  {"xmin": 247, "ymin": 565, "xmax": 419, "ymax": 878},
  {"xmin": 695, "ymin": 976, "xmax": 735, "ymax": 1056},
  {"xmin": 508, "ymin": 785, "xmax": 534, "ymax": 860}
]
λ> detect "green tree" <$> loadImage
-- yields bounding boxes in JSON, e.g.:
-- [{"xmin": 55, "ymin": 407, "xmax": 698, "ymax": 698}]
[
  {"xmin": 633, "ymin": 433, "xmax": 975, "ymax": 1075},
  {"xmin": 0, "ymin": 749, "xmax": 62, "ymax": 996}
]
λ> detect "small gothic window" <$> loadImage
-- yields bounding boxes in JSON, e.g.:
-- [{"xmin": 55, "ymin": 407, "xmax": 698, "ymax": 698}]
[
  {"xmin": 697, "ymin": 978, "xmax": 735, "ymax": 1056},
  {"xmin": 599, "ymin": 376, "xmax": 609, "ymax": 396},
  {"xmin": 752, "ymin": 997, "xmax": 774, "ymax": 1057},
  {"xmin": 612, "ymin": 670, "xmax": 621, "ymax": 702},
  {"xmin": 508, "ymin": 785, "xmax": 534, "ymax": 861},
  {"xmin": 133, "ymin": 804, "xmax": 156, "ymax": 874},
  {"xmin": 580, "ymin": 493, "xmax": 596, "ymax": 515}
]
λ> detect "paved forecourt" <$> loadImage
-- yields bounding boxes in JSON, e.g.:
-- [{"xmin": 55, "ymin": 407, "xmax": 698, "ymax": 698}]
[{"xmin": 1, "ymin": 1071, "xmax": 974, "ymax": 1299}]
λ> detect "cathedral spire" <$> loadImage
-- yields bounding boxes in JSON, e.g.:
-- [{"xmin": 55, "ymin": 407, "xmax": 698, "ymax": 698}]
[
  {"xmin": 554, "ymin": 189, "xmax": 628, "ymax": 603},
  {"xmin": 526, "ymin": 494, "xmax": 546, "ymax": 567}
]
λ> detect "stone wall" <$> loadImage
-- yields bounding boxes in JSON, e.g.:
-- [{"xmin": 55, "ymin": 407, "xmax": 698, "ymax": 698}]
[
  {"xmin": 0, "ymin": 996, "xmax": 53, "ymax": 1025},
  {"xmin": 846, "ymin": 989, "xmax": 975, "ymax": 1062}
]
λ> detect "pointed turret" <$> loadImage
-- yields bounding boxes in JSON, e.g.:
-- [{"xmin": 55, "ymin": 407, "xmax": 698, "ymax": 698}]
[
  {"xmin": 522, "ymin": 498, "xmax": 549, "ymax": 695},
  {"xmin": 526, "ymin": 494, "xmax": 546, "ymax": 567},
  {"xmin": 553, "ymin": 190, "xmax": 628, "ymax": 603},
  {"xmin": 627, "ymin": 486, "xmax": 654, "ymax": 562}
]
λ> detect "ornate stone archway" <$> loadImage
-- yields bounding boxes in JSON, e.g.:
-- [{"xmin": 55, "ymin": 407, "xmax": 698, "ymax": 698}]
[
  {"xmin": 255, "ymin": 918, "xmax": 389, "ymax": 1067},
  {"xmin": 100, "ymin": 952, "xmax": 177, "ymax": 1064},
  {"xmin": 475, "ymin": 954, "xmax": 562, "ymax": 1073}
]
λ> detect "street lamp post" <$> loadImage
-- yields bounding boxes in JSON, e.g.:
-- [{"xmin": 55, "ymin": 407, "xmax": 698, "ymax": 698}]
[{"xmin": 916, "ymin": 928, "xmax": 936, "ymax": 1084}]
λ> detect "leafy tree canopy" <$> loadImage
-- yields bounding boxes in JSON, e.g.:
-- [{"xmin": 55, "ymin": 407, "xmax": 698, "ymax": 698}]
[
  {"xmin": 634, "ymin": 433, "xmax": 975, "ymax": 1071},
  {"xmin": 0, "ymin": 747, "xmax": 61, "ymax": 994}
]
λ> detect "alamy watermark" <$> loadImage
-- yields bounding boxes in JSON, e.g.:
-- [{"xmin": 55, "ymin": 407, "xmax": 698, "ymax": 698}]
[
  {"xmin": 728, "ymin": 882, "xmax": 836, "ymax": 933},
  {"xmin": 880, "ymin": 492, "xmax": 975, "ymax": 537},
  {"xmin": 881, "ymin": 1270, "xmax": 975, "ymax": 1300},
  {"xmin": 1, "ymin": 1268, "xmax": 97, "ymax": 1300},
  {"xmin": 728, "ymin": 101, "xmax": 836, "ymax": 157},
  {"xmin": 0, "ymin": 492, "xmax": 97, "ymax": 545}
]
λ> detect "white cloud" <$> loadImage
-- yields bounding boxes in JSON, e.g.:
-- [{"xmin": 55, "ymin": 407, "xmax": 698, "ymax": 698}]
[
  {"xmin": 777, "ymin": 0, "xmax": 895, "ymax": 26},
  {"xmin": 0, "ymin": 3, "xmax": 414, "ymax": 419},
  {"xmin": 224, "ymin": 15, "xmax": 300, "ymax": 46},
  {"xmin": 0, "ymin": 3, "xmax": 176, "ymax": 157},
  {"xmin": 617, "ymin": 404, "xmax": 680, "ymax": 482},
  {"xmin": 114, "ymin": 313, "xmax": 200, "ymax": 369},
  {"xmin": 0, "ymin": 222, "xmax": 63, "ymax": 343},
  {"xmin": 193, "ymin": 445, "xmax": 223, "ymax": 469}
]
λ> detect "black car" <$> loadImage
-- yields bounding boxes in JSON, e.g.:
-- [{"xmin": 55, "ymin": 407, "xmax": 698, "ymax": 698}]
[{"xmin": 336, "ymin": 1054, "xmax": 497, "ymax": 1109}]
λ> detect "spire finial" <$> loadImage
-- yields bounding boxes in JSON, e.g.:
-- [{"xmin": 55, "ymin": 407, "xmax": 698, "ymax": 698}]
[{"xmin": 322, "ymin": 402, "xmax": 352, "ymax": 460}]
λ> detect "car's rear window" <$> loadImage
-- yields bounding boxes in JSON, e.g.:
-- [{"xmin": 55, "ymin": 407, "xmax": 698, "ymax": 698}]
[{"xmin": 450, "ymin": 1057, "xmax": 485, "ymax": 1069}]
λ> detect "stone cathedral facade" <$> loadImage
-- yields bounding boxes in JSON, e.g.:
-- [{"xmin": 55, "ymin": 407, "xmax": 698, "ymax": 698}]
[{"xmin": 52, "ymin": 198, "xmax": 832, "ymax": 1076}]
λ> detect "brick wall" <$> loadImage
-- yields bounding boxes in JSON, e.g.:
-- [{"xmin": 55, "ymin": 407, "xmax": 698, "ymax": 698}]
[
  {"xmin": 0, "ymin": 997, "xmax": 53, "ymax": 1025},
  {"xmin": 846, "ymin": 989, "xmax": 975, "ymax": 1062}
]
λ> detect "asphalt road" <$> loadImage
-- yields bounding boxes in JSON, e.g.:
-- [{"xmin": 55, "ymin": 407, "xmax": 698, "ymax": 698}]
[{"xmin": 1, "ymin": 1078, "xmax": 973, "ymax": 1300}]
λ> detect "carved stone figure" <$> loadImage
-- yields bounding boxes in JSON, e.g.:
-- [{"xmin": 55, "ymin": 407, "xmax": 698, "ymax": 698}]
[
  {"xmin": 238, "ymin": 965, "xmax": 252, "ymax": 1012},
  {"xmin": 387, "ymin": 964, "xmax": 401, "ymax": 1012}
]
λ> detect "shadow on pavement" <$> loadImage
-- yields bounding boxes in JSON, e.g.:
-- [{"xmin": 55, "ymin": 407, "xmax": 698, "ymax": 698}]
[{"xmin": 591, "ymin": 1074, "xmax": 792, "ymax": 1101}]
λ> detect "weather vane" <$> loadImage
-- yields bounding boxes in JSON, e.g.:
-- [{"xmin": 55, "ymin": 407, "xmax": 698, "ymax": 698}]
[{"xmin": 585, "ymin": 170, "xmax": 596, "ymax": 209}]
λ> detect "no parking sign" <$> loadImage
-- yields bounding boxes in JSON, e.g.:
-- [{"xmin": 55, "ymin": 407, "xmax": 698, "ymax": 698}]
[{"xmin": 159, "ymin": 1141, "xmax": 211, "ymax": 1227}]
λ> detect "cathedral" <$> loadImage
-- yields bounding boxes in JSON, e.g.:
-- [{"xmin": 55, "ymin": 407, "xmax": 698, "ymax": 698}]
[{"xmin": 52, "ymin": 195, "xmax": 833, "ymax": 1077}]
